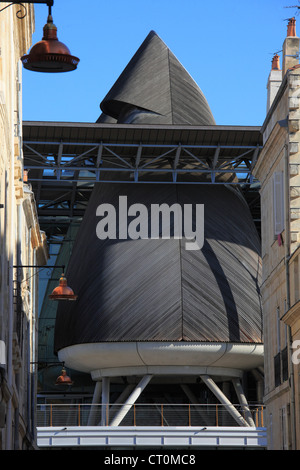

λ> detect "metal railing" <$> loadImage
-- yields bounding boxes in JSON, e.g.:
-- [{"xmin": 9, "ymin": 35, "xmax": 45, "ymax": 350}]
[{"xmin": 37, "ymin": 403, "xmax": 265, "ymax": 428}]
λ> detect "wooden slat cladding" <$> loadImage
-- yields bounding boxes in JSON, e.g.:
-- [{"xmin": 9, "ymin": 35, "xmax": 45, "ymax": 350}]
[
  {"xmin": 179, "ymin": 186, "xmax": 262, "ymax": 343},
  {"xmin": 98, "ymin": 31, "xmax": 216, "ymax": 126},
  {"xmin": 54, "ymin": 183, "xmax": 262, "ymax": 353}
]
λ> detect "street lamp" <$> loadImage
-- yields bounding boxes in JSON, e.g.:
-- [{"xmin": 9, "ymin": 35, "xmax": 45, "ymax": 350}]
[
  {"xmin": 55, "ymin": 367, "xmax": 74, "ymax": 386},
  {"xmin": 14, "ymin": 264, "xmax": 78, "ymax": 301},
  {"xmin": 32, "ymin": 361, "xmax": 74, "ymax": 385},
  {"xmin": 0, "ymin": 0, "xmax": 79, "ymax": 72},
  {"xmin": 48, "ymin": 270, "xmax": 78, "ymax": 301}
]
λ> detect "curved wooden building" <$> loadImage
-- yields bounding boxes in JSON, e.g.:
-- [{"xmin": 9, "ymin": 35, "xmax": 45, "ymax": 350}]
[
  {"xmin": 54, "ymin": 183, "xmax": 262, "ymax": 346},
  {"xmin": 53, "ymin": 32, "xmax": 263, "ymax": 421},
  {"xmin": 97, "ymin": 30, "xmax": 216, "ymax": 126}
]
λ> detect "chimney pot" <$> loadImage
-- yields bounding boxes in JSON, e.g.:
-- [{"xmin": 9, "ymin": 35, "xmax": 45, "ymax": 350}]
[
  {"xmin": 272, "ymin": 54, "xmax": 281, "ymax": 70},
  {"xmin": 287, "ymin": 17, "xmax": 297, "ymax": 37}
]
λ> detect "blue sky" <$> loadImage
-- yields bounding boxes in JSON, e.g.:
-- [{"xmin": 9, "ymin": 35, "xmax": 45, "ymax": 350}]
[{"xmin": 22, "ymin": 0, "xmax": 299, "ymax": 126}]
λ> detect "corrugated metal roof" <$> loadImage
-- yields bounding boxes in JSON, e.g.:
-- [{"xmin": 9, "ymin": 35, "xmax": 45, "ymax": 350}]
[{"xmin": 23, "ymin": 121, "xmax": 262, "ymax": 148}]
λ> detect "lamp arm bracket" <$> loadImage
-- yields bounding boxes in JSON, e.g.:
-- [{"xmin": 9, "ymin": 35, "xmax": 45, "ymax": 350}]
[
  {"xmin": 0, "ymin": 0, "xmax": 53, "ymax": 19},
  {"xmin": 13, "ymin": 264, "xmax": 65, "ymax": 270},
  {"xmin": 0, "ymin": 2, "xmax": 27, "ymax": 18}
]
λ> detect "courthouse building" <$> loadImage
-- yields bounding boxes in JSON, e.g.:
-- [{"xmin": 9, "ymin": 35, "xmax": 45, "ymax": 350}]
[
  {"xmin": 33, "ymin": 29, "xmax": 265, "ymax": 449},
  {"xmin": 2, "ymin": 2, "xmax": 300, "ymax": 451}
]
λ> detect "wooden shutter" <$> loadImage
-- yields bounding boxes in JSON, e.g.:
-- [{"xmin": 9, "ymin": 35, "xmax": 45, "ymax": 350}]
[{"xmin": 273, "ymin": 172, "xmax": 284, "ymax": 236}]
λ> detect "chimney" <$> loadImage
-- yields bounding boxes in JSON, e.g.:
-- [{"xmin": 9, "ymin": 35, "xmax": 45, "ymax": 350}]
[
  {"xmin": 283, "ymin": 17, "xmax": 300, "ymax": 75},
  {"xmin": 267, "ymin": 54, "xmax": 282, "ymax": 112}
]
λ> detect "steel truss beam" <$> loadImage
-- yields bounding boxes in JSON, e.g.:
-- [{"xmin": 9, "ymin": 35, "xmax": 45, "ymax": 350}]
[
  {"xmin": 24, "ymin": 140, "xmax": 261, "ymax": 184},
  {"xmin": 22, "ymin": 124, "xmax": 262, "ymax": 239}
]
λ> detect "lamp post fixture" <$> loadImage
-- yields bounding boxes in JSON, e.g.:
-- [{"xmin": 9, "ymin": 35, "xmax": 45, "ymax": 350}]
[
  {"xmin": 0, "ymin": 0, "xmax": 79, "ymax": 72},
  {"xmin": 31, "ymin": 361, "xmax": 74, "ymax": 385},
  {"xmin": 14, "ymin": 264, "xmax": 78, "ymax": 300}
]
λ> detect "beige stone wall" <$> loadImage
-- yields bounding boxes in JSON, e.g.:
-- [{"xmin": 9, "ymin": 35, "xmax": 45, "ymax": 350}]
[
  {"xmin": 254, "ymin": 123, "xmax": 291, "ymax": 449},
  {"xmin": 0, "ymin": 4, "xmax": 48, "ymax": 450},
  {"xmin": 282, "ymin": 263, "xmax": 300, "ymax": 449},
  {"xmin": 284, "ymin": 70, "xmax": 300, "ymax": 450}
]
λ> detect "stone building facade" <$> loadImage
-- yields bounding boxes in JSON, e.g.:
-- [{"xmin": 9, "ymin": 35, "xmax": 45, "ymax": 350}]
[
  {"xmin": 253, "ymin": 17, "xmax": 300, "ymax": 450},
  {"xmin": 0, "ymin": 3, "xmax": 48, "ymax": 450}
]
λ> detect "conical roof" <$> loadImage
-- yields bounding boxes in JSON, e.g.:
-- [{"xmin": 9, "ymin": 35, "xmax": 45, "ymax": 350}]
[{"xmin": 97, "ymin": 31, "xmax": 216, "ymax": 125}]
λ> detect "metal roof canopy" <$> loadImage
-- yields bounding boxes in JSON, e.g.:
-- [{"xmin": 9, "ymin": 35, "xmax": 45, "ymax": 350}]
[{"xmin": 23, "ymin": 121, "xmax": 262, "ymax": 239}]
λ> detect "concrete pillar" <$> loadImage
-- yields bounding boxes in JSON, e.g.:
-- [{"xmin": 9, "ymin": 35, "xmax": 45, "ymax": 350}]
[
  {"xmin": 87, "ymin": 381, "xmax": 102, "ymax": 426},
  {"xmin": 232, "ymin": 378, "xmax": 255, "ymax": 427},
  {"xmin": 200, "ymin": 375, "xmax": 250, "ymax": 427},
  {"xmin": 222, "ymin": 381, "xmax": 232, "ymax": 426},
  {"xmin": 101, "ymin": 377, "xmax": 110, "ymax": 426},
  {"xmin": 98, "ymin": 383, "xmax": 136, "ymax": 426},
  {"xmin": 110, "ymin": 375, "xmax": 152, "ymax": 426},
  {"xmin": 252, "ymin": 369, "xmax": 264, "ymax": 403}
]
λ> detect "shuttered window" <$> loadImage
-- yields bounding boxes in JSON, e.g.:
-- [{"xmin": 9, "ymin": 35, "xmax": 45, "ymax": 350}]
[
  {"xmin": 273, "ymin": 172, "xmax": 284, "ymax": 236},
  {"xmin": 281, "ymin": 347, "xmax": 288, "ymax": 382},
  {"xmin": 274, "ymin": 352, "xmax": 281, "ymax": 387}
]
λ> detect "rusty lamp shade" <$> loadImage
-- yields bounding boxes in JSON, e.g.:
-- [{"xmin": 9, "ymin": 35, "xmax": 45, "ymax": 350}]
[
  {"xmin": 49, "ymin": 273, "xmax": 77, "ymax": 301},
  {"xmin": 21, "ymin": 13, "xmax": 79, "ymax": 73},
  {"xmin": 55, "ymin": 368, "xmax": 73, "ymax": 386}
]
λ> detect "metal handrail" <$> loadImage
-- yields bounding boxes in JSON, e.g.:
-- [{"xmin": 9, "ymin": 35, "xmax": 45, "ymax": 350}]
[{"xmin": 37, "ymin": 403, "xmax": 265, "ymax": 428}]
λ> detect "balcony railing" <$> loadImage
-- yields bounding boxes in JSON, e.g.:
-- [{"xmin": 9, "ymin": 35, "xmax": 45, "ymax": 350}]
[{"xmin": 37, "ymin": 403, "xmax": 265, "ymax": 428}]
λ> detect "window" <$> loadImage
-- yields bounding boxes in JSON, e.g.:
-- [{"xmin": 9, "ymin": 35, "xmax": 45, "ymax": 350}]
[
  {"xmin": 277, "ymin": 307, "xmax": 281, "ymax": 353},
  {"xmin": 275, "ymin": 306, "xmax": 289, "ymax": 386},
  {"xmin": 281, "ymin": 347, "xmax": 289, "ymax": 382},
  {"xmin": 273, "ymin": 172, "xmax": 285, "ymax": 236},
  {"xmin": 280, "ymin": 407, "xmax": 288, "ymax": 450},
  {"xmin": 274, "ymin": 352, "xmax": 281, "ymax": 387},
  {"xmin": 294, "ymin": 256, "xmax": 299, "ymax": 304}
]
